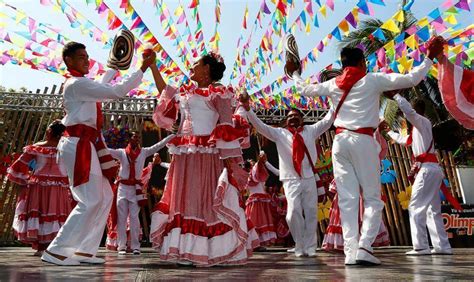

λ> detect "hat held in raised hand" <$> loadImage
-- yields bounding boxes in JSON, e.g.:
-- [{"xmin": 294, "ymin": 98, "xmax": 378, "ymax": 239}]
[
  {"xmin": 284, "ymin": 34, "xmax": 302, "ymax": 79},
  {"xmin": 107, "ymin": 29, "xmax": 135, "ymax": 70}
]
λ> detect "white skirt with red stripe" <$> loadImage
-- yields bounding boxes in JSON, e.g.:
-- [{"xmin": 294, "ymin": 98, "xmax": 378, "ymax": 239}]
[
  {"xmin": 150, "ymin": 153, "xmax": 259, "ymax": 266},
  {"xmin": 12, "ymin": 177, "xmax": 75, "ymax": 249},
  {"xmin": 245, "ymin": 193, "xmax": 277, "ymax": 246}
]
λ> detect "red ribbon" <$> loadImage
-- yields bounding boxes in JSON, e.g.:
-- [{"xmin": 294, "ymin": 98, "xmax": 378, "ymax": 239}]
[{"xmin": 287, "ymin": 126, "xmax": 305, "ymax": 177}]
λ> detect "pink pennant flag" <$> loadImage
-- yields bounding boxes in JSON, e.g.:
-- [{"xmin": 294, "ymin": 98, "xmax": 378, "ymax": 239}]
[
  {"xmin": 177, "ymin": 13, "xmax": 185, "ymax": 24},
  {"xmin": 326, "ymin": 0, "xmax": 334, "ymax": 10},
  {"xmin": 442, "ymin": 0, "xmax": 453, "ymax": 8},
  {"xmin": 40, "ymin": 0, "xmax": 52, "ymax": 6},
  {"xmin": 368, "ymin": 2, "xmax": 375, "ymax": 16},
  {"xmin": 432, "ymin": 21, "xmax": 447, "ymax": 33},
  {"xmin": 405, "ymin": 25, "xmax": 418, "ymax": 35},
  {"xmin": 377, "ymin": 48, "xmax": 386, "ymax": 66}
]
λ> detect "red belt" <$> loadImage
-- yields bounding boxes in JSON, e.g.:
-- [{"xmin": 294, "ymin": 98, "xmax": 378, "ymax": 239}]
[
  {"xmin": 414, "ymin": 153, "xmax": 438, "ymax": 163},
  {"xmin": 335, "ymin": 127, "xmax": 375, "ymax": 137}
]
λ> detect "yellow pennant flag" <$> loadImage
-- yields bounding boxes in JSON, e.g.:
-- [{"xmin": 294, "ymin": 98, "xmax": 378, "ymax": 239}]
[
  {"xmin": 449, "ymin": 29, "xmax": 463, "ymax": 38},
  {"xmin": 380, "ymin": 19, "xmax": 400, "ymax": 33},
  {"xmin": 393, "ymin": 10, "xmax": 404, "ymax": 22},
  {"xmin": 405, "ymin": 34, "xmax": 418, "ymax": 50},
  {"xmin": 450, "ymin": 44, "xmax": 463, "ymax": 54},
  {"xmin": 352, "ymin": 8, "xmax": 359, "ymax": 20},
  {"xmin": 417, "ymin": 17, "xmax": 429, "ymax": 27},
  {"xmin": 445, "ymin": 14, "xmax": 457, "ymax": 25},
  {"xmin": 305, "ymin": 22, "xmax": 311, "ymax": 34},
  {"xmin": 319, "ymin": 5, "xmax": 327, "ymax": 18},
  {"xmin": 384, "ymin": 40, "xmax": 395, "ymax": 51},
  {"xmin": 16, "ymin": 48, "xmax": 25, "ymax": 60}
]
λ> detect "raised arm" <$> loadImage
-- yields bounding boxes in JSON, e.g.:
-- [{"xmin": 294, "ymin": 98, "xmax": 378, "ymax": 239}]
[
  {"xmin": 387, "ymin": 131, "xmax": 409, "ymax": 145},
  {"xmin": 308, "ymin": 108, "xmax": 335, "ymax": 139},
  {"xmin": 265, "ymin": 161, "xmax": 280, "ymax": 176},
  {"xmin": 150, "ymin": 63, "xmax": 167, "ymax": 94},
  {"xmin": 107, "ymin": 148, "xmax": 122, "ymax": 160},
  {"xmin": 246, "ymin": 109, "xmax": 282, "ymax": 142},
  {"xmin": 293, "ymin": 73, "xmax": 333, "ymax": 97},
  {"xmin": 72, "ymin": 51, "xmax": 156, "ymax": 102},
  {"xmin": 142, "ymin": 134, "xmax": 176, "ymax": 157},
  {"xmin": 373, "ymin": 58, "xmax": 433, "ymax": 91},
  {"xmin": 100, "ymin": 69, "xmax": 118, "ymax": 84},
  {"xmin": 72, "ymin": 70, "xmax": 143, "ymax": 101},
  {"xmin": 393, "ymin": 94, "xmax": 425, "ymax": 130}
]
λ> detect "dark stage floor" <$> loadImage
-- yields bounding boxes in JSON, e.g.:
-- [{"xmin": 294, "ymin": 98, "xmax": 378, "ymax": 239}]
[{"xmin": 0, "ymin": 247, "xmax": 472, "ymax": 281}]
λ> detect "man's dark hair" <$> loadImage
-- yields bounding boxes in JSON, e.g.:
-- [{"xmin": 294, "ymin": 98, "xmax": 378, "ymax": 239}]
[
  {"xmin": 62, "ymin": 42, "xmax": 86, "ymax": 61},
  {"xmin": 340, "ymin": 47, "xmax": 365, "ymax": 68},
  {"xmin": 288, "ymin": 108, "xmax": 304, "ymax": 118},
  {"xmin": 412, "ymin": 99, "xmax": 426, "ymax": 115}
]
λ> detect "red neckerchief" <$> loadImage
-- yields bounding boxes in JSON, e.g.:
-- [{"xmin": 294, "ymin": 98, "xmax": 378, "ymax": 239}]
[
  {"xmin": 287, "ymin": 126, "xmax": 305, "ymax": 177},
  {"xmin": 65, "ymin": 69, "xmax": 103, "ymax": 130},
  {"xmin": 334, "ymin": 66, "xmax": 367, "ymax": 118},
  {"xmin": 125, "ymin": 144, "xmax": 141, "ymax": 182}
]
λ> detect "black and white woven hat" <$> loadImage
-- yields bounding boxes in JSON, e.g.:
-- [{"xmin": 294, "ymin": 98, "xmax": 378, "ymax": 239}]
[
  {"xmin": 284, "ymin": 33, "xmax": 302, "ymax": 79},
  {"xmin": 319, "ymin": 68, "xmax": 342, "ymax": 82},
  {"xmin": 107, "ymin": 29, "xmax": 135, "ymax": 70}
]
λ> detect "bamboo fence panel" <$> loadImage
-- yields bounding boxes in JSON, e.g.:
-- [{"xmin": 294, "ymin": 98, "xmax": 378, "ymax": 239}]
[{"xmin": 0, "ymin": 91, "xmax": 465, "ymax": 247}]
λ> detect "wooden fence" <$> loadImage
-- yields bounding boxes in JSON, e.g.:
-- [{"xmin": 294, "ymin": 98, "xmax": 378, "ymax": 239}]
[{"xmin": 0, "ymin": 87, "xmax": 463, "ymax": 247}]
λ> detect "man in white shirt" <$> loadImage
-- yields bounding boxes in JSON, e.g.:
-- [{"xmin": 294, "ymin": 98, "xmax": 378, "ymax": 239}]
[
  {"xmin": 42, "ymin": 42, "xmax": 156, "ymax": 266},
  {"xmin": 380, "ymin": 94, "xmax": 452, "ymax": 256},
  {"xmin": 108, "ymin": 132, "xmax": 175, "ymax": 256},
  {"xmin": 242, "ymin": 99, "xmax": 334, "ymax": 257},
  {"xmin": 285, "ymin": 36, "xmax": 445, "ymax": 265}
]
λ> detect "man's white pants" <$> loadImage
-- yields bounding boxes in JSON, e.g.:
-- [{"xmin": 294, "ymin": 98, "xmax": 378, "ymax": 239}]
[
  {"xmin": 48, "ymin": 137, "xmax": 113, "ymax": 257},
  {"xmin": 282, "ymin": 177, "xmax": 318, "ymax": 254},
  {"xmin": 332, "ymin": 132, "xmax": 384, "ymax": 256},
  {"xmin": 409, "ymin": 164, "xmax": 451, "ymax": 251},
  {"xmin": 116, "ymin": 184, "xmax": 141, "ymax": 251}
]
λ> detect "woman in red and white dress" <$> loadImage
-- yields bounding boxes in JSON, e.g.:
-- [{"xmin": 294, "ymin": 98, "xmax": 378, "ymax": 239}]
[
  {"xmin": 7, "ymin": 121, "xmax": 74, "ymax": 256},
  {"xmin": 322, "ymin": 129, "xmax": 390, "ymax": 252},
  {"xmin": 149, "ymin": 52, "xmax": 259, "ymax": 266},
  {"xmin": 244, "ymin": 153, "xmax": 277, "ymax": 247}
]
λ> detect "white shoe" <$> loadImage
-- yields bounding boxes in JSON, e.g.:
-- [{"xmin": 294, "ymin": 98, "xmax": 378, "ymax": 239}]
[
  {"xmin": 177, "ymin": 260, "xmax": 194, "ymax": 266},
  {"xmin": 133, "ymin": 249, "xmax": 141, "ymax": 255},
  {"xmin": 344, "ymin": 256, "xmax": 357, "ymax": 265},
  {"xmin": 306, "ymin": 250, "xmax": 317, "ymax": 257},
  {"xmin": 355, "ymin": 248, "xmax": 380, "ymax": 266},
  {"xmin": 118, "ymin": 250, "xmax": 127, "ymax": 256},
  {"xmin": 295, "ymin": 250, "xmax": 305, "ymax": 258},
  {"xmin": 73, "ymin": 255, "xmax": 105, "ymax": 264},
  {"xmin": 41, "ymin": 252, "xmax": 80, "ymax": 266},
  {"xmin": 406, "ymin": 249, "xmax": 431, "ymax": 256},
  {"xmin": 287, "ymin": 248, "xmax": 295, "ymax": 253},
  {"xmin": 431, "ymin": 249, "xmax": 453, "ymax": 255},
  {"xmin": 344, "ymin": 248, "xmax": 357, "ymax": 265}
]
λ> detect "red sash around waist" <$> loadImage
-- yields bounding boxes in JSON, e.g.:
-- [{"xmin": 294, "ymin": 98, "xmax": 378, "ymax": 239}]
[
  {"xmin": 65, "ymin": 124, "xmax": 118, "ymax": 187},
  {"xmin": 335, "ymin": 127, "xmax": 375, "ymax": 137}
]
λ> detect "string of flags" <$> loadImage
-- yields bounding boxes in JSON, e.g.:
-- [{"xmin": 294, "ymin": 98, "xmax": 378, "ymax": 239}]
[{"xmin": 0, "ymin": 0, "xmax": 471, "ymax": 105}]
